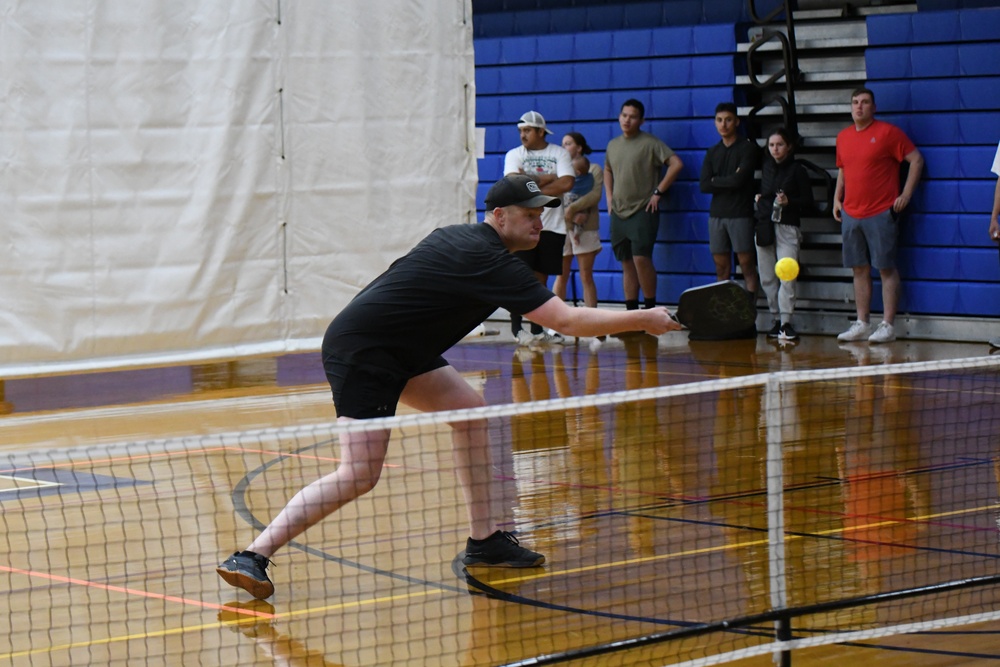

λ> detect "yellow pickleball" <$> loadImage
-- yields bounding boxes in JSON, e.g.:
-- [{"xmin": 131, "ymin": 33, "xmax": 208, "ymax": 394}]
[{"xmin": 775, "ymin": 257, "xmax": 799, "ymax": 281}]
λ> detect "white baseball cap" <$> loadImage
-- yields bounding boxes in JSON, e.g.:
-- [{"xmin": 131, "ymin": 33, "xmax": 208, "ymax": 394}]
[{"xmin": 517, "ymin": 110, "xmax": 552, "ymax": 135}]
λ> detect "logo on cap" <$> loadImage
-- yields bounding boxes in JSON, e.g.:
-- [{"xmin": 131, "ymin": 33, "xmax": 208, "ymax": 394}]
[{"xmin": 526, "ymin": 181, "xmax": 541, "ymax": 193}]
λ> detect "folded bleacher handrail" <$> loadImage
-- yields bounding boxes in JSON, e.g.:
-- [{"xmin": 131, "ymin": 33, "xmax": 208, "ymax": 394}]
[{"xmin": 745, "ymin": 0, "xmax": 801, "ymax": 142}]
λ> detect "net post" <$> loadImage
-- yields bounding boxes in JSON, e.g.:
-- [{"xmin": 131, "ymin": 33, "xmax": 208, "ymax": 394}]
[{"xmin": 764, "ymin": 374, "xmax": 790, "ymax": 666}]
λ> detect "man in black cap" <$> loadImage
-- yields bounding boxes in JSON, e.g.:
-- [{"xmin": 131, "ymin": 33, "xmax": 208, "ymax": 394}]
[{"xmin": 217, "ymin": 174, "xmax": 679, "ymax": 600}]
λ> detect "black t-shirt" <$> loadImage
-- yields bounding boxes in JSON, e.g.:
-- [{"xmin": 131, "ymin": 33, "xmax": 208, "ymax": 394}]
[
  {"xmin": 323, "ymin": 223, "xmax": 554, "ymax": 376},
  {"xmin": 699, "ymin": 138, "xmax": 759, "ymax": 218}
]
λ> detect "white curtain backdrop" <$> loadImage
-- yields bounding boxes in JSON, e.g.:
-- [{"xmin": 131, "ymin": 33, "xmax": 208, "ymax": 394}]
[{"xmin": 0, "ymin": 1, "xmax": 477, "ymax": 376}]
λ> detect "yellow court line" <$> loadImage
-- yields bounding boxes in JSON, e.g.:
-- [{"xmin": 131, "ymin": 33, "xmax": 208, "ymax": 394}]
[{"xmin": 482, "ymin": 501, "xmax": 1000, "ymax": 585}]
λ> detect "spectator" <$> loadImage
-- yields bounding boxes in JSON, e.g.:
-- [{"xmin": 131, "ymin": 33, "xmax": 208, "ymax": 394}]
[
  {"xmin": 503, "ymin": 111, "xmax": 575, "ymax": 346},
  {"xmin": 604, "ymin": 99, "xmax": 684, "ymax": 311},
  {"xmin": 552, "ymin": 132, "xmax": 603, "ymax": 314},
  {"xmin": 755, "ymin": 128, "xmax": 814, "ymax": 342},
  {"xmin": 834, "ymin": 88, "xmax": 923, "ymax": 344},
  {"xmin": 700, "ymin": 102, "xmax": 760, "ymax": 296},
  {"xmin": 989, "ymin": 139, "xmax": 1000, "ymax": 349}
]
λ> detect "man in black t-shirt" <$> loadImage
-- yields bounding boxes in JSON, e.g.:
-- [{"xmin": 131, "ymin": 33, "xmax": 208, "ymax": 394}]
[
  {"xmin": 699, "ymin": 102, "xmax": 760, "ymax": 295},
  {"xmin": 217, "ymin": 175, "xmax": 680, "ymax": 600}
]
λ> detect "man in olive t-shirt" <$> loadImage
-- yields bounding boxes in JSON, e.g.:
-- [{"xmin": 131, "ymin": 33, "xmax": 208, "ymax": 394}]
[{"xmin": 604, "ymin": 98, "xmax": 684, "ymax": 310}]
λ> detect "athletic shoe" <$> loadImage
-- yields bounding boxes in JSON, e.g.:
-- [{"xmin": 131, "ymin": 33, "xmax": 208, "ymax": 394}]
[
  {"xmin": 778, "ymin": 323, "xmax": 799, "ymax": 341},
  {"xmin": 535, "ymin": 331, "xmax": 565, "ymax": 345},
  {"xmin": 765, "ymin": 320, "xmax": 781, "ymax": 338},
  {"xmin": 514, "ymin": 330, "xmax": 535, "ymax": 347},
  {"xmin": 868, "ymin": 321, "xmax": 895, "ymax": 344},
  {"xmin": 837, "ymin": 320, "xmax": 871, "ymax": 342},
  {"xmin": 217, "ymin": 551, "xmax": 274, "ymax": 600},
  {"xmin": 462, "ymin": 531, "xmax": 545, "ymax": 568},
  {"xmin": 989, "ymin": 337, "xmax": 1000, "ymax": 349}
]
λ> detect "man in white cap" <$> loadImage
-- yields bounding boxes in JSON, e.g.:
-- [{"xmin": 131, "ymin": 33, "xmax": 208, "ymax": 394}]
[
  {"xmin": 216, "ymin": 174, "xmax": 680, "ymax": 600},
  {"xmin": 503, "ymin": 110, "xmax": 574, "ymax": 346}
]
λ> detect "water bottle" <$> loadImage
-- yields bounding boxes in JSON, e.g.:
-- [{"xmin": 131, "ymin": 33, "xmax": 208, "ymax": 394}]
[{"xmin": 770, "ymin": 189, "xmax": 784, "ymax": 223}]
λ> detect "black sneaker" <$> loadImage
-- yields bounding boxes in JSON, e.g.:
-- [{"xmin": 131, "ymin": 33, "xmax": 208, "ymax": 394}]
[
  {"xmin": 765, "ymin": 320, "xmax": 781, "ymax": 337},
  {"xmin": 462, "ymin": 531, "xmax": 545, "ymax": 568},
  {"xmin": 778, "ymin": 323, "xmax": 799, "ymax": 341},
  {"xmin": 217, "ymin": 551, "xmax": 275, "ymax": 600}
]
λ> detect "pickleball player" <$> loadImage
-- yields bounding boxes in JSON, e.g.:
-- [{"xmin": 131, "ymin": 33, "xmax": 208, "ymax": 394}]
[{"xmin": 217, "ymin": 174, "xmax": 680, "ymax": 599}]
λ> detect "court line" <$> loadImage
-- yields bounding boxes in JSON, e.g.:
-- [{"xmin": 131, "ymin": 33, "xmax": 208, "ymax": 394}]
[
  {"xmin": 474, "ymin": 500, "xmax": 1000, "ymax": 588},
  {"xmin": 0, "ymin": 563, "xmax": 274, "ymax": 618},
  {"xmin": 0, "ymin": 575, "xmax": 454, "ymax": 661}
]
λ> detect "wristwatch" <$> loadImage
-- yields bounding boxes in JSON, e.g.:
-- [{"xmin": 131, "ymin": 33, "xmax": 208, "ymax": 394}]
[{"xmin": 652, "ymin": 188, "xmax": 662, "ymax": 196}]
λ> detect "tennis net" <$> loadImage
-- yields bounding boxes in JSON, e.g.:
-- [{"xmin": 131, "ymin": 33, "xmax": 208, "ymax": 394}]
[{"xmin": 1, "ymin": 351, "xmax": 999, "ymax": 665}]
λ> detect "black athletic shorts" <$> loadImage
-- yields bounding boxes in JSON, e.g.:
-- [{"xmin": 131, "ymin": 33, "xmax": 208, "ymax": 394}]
[
  {"xmin": 323, "ymin": 355, "xmax": 448, "ymax": 419},
  {"xmin": 513, "ymin": 230, "xmax": 566, "ymax": 276}
]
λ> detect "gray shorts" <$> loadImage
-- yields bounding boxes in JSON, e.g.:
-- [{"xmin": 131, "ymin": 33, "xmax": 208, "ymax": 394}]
[
  {"xmin": 841, "ymin": 208, "xmax": 897, "ymax": 270},
  {"xmin": 708, "ymin": 217, "xmax": 755, "ymax": 254}
]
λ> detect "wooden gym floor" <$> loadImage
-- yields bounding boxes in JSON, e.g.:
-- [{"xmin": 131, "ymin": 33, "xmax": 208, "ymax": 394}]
[{"xmin": 1, "ymin": 331, "xmax": 999, "ymax": 666}]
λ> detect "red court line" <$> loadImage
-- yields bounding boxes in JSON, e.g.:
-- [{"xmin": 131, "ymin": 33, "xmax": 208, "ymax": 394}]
[{"xmin": 0, "ymin": 563, "xmax": 275, "ymax": 619}]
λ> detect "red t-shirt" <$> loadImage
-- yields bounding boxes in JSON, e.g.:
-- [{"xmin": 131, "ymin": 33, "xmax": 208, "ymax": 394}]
[{"xmin": 835, "ymin": 119, "xmax": 917, "ymax": 219}]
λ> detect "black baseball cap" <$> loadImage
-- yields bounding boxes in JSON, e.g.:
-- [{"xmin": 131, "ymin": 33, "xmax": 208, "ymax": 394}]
[{"xmin": 484, "ymin": 174, "xmax": 560, "ymax": 210}]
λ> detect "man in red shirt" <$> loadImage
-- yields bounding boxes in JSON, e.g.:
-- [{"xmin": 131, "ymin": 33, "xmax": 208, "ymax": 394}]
[{"xmin": 834, "ymin": 88, "xmax": 923, "ymax": 344}]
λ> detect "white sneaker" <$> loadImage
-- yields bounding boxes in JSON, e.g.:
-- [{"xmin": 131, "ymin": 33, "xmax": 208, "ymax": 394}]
[
  {"xmin": 534, "ymin": 331, "xmax": 565, "ymax": 346},
  {"xmin": 837, "ymin": 320, "xmax": 872, "ymax": 342},
  {"xmin": 514, "ymin": 330, "xmax": 535, "ymax": 346},
  {"xmin": 989, "ymin": 337, "xmax": 1000, "ymax": 349},
  {"xmin": 868, "ymin": 321, "xmax": 895, "ymax": 344}
]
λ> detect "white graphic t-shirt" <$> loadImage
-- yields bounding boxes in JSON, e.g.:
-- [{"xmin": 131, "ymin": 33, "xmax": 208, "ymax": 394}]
[{"xmin": 503, "ymin": 143, "xmax": 574, "ymax": 234}]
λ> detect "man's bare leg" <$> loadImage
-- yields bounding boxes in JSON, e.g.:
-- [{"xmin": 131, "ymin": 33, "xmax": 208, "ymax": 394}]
[
  {"xmin": 400, "ymin": 365, "xmax": 492, "ymax": 538},
  {"xmin": 620, "ymin": 258, "xmax": 639, "ymax": 301},
  {"xmin": 633, "ymin": 254, "xmax": 657, "ymax": 303},
  {"xmin": 713, "ymin": 253, "xmax": 731, "ymax": 282},
  {"xmin": 246, "ymin": 421, "xmax": 391, "ymax": 558},
  {"xmin": 852, "ymin": 265, "xmax": 873, "ymax": 322},
  {"xmin": 879, "ymin": 267, "xmax": 899, "ymax": 324},
  {"xmin": 736, "ymin": 251, "xmax": 758, "ymax": 294}
]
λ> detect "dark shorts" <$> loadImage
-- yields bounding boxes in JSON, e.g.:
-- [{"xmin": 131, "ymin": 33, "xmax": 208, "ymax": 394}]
[
  {"xmin": 513, "ymin": 230, "xmax": 566, "ymax": 275},
  {"xmin": 610, "ymin": 209, "xmax": 658, "ymax": 260},
  {"xmin": 708, "ymin": 216, "xmax": 755, "ymax": 254},
  {"xmin": 841, "ymin": 208, "xmax": 897, "ymax": 270},
  {"xmin": 323, "ymin": 355, "xmax": 448, "ymax": 419}
]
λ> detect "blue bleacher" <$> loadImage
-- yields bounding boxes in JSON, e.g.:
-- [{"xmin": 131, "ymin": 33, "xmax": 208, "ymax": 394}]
[{"xmin": 475, "ymin": 4, "xmax": 1000, "ymax": 318}]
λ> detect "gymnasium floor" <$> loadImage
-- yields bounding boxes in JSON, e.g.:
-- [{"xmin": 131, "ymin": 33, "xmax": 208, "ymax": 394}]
[{"xmin": 1, "ymin": 330, "xmax": 999, "ymax": 666}]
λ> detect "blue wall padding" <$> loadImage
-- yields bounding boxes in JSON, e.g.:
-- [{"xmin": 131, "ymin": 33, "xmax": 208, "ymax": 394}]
[
  {"xmin": 903, "ymin": 214, "xmax": 1000, "ymax": 248},
  {"xmin": 867, "ymin": 7, "xmax": 1000, "ymax": 45}
]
